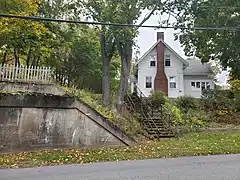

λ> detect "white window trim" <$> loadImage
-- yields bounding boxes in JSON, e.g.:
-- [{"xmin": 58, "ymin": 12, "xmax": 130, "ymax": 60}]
[
  {"xmin": 169, "ymin": 76, "xmax": 177, "ymax": 89},
  {"xmin": 164, "ymin": 55, "xmax": 171, "ymax": 67},
  {"xmin": 145, "ymin": 76, "xmax": 152, "ymax": 89},
  {"xmin": 191, "ymin": 81, "xmax": 211, "ymax": 91},
  {"xmin": 149, "ymin": 60, "xmax": 156, "ymax": 67},
  {"xmin": 149, "ymin": 55, "xmax": 156, "ymax": 67}
]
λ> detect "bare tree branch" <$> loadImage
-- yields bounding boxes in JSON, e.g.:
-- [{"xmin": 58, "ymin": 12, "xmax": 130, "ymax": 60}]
[{"xmin": 138, "ymin": 6, "xmax": 157, "ymax": 27}]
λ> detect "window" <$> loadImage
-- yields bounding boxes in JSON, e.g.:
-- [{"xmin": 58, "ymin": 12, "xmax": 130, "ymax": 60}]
[
  {"xmin": 150, "ymin": 60, "xmax": 156, "ymax": 67},
  {"xmin": 191, "ymin": 82, "xmax": 195, "ymax": 88},
  {"xmin": 145, "ymin": 76, "xmax": 152, "ymax": 88},
  {"xmin": 196, "ymin": 82, "xmax": 201, "ymax": 88},
  {"xmin": 206, "ymin": 82, "xmax": 211, "ymax": 89},
  {"xmin": 165, "ymin": 55, "xmax": 171, "ymax": 67},
  {"xmin": 191, "ymin": 81, "xmax": 211, "ymax": 90},
  {"xmin": 201, "ymin": 82, "xmax": 206, "ymax": 90},
  {"xmin": 169, "ymin": 76, "xmax": 176, "ymax": 88}
]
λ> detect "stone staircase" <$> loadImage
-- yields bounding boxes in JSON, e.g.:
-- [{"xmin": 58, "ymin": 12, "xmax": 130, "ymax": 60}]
[
  {"xmin": 140, "ymin": 100, "xmax": 175, "ymax": 138},
  {"xmin": 125, "ymin": 90, "xmax": 175, "ymax": 138}
]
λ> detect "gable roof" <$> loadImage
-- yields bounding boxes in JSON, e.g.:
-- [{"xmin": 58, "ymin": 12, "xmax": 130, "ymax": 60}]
[
  {"xmin": 183, "ymin": 58, "xmax": 213, "ymax": 76},
  {"xmin": 135, "ymin": 39, "xmax": 189, "ymax": 67}
]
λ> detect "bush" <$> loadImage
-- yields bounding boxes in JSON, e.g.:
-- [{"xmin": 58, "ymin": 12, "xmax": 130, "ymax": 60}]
[
  {"xmin": 175, "ymin": 96, "xmax": 201, "ymax": 113},
  {"xmin": 230, "ymin": 80, "xmax": 240, "ymax": 112},
  {"xmin": 172, "ymin": 96, "xmax": 211, "ymax": 132},
  {"xmin": 149, "ymin": 91, "xmax": 166, "ymax": 109},
  {"xmin": 162, "ymin": 97, "xmax": 184, "ymax": 126},
  {"xmin": 234, "ymin": 95, "xmax": 240, "ymax": 112},
  {"xmin": 202, "ymin": 89, "xmax": 234, "ymax": 112},
  {"xmin": 230, "ymin": 80, "xmax": 240, "ymax": 94}
]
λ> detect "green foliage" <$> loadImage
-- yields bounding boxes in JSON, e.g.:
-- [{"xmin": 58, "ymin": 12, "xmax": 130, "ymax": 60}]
[
  {"xmin": 202, "ymin": 89, "xmax": 235, "ymax": 111},
  {"xmin": 150, "ymin": 91, "xmax": 166, "ymax": 109},
  {"xmin": 174, "ymin": 96, "xmax": 211, "ymax": 132},
  {"xmin": 0, "ymin": 0, "xmax": 51, "ymax": 65},
  {"xmin": 201, "ymin": 88, "xmax": 240, "ymax": 125},
  {"xmin": 184, "ymin": 109, "xmax": 208, "ymax": 127},
  {"xmin": 0, "ymin": 0, "xmax": 121, "ymax": 93},
  {"xmin": 63, "ymin": 86, "xmax": 115, "ymax": 121},
  {"xmin": 175, "ymin": 96, "xmax": 201, "ymax": 113},
  {"xmin": 171, "ymin": 106, "xmax": 184, "ymax": 126},
  {"xmin": 162, "ymin": 97, "xmax": 184, "ymax": 126},
  {"xmin": 230, "ymin": 80, "xmax": 240, "ymax": 95},
  {"xmin": 230, "ymin": 80, "xmax": 240, "ymax": 112},
  {"xmin": 176, "ymin": 0, "xmax": 240, "ymax": 79}
]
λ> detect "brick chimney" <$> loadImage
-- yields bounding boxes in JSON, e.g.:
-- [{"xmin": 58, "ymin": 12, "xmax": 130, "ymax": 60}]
[
  {"xmin": 154, "ymin": 32, "xmax": 168, "ymax": 95},
  {"xmin": 157, "ymin": 32, "xmax": 164, "ymax": 41}
]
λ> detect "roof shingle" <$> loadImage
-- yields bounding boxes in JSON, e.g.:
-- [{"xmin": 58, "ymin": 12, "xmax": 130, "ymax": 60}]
[{"xmin": 183, "ymin": 58, "xmax": 213, "ymax": 76}]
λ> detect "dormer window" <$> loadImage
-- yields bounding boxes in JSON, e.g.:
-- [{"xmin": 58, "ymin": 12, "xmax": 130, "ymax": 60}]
[
  {"xmin": 150, "ymin": 60, "xmax": 156, "ymax": 67},
  {"xmin": 165, "ymin": 55, "xmax": 171, "ymax": 67}
]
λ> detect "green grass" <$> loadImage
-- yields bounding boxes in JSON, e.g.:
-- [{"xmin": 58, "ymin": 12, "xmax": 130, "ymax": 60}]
[{"xmin": 1, "ymin": 131, "xmax": 240, "ymax": 169}]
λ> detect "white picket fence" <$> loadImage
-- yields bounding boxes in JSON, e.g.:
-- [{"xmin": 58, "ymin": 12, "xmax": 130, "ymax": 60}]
[{"xmin": 0, "ymin": 64, "xmax": 52, "ymax": 83}]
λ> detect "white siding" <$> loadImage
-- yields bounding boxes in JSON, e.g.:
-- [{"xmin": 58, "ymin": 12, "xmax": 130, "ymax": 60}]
[
  {"xmin": 137, "ymin": 48, "xmax": 157, "ymax": 97},
  {"xmin": 136, "ymin": 46, "xmax": 185, "ymax": 98},
  {"xmin": 164, "ymin": 49, "xmax": 185, "ymax": 98},
  {"xmin": 184, "ymin": 75, "xmax": 214, "ymax": 98}
]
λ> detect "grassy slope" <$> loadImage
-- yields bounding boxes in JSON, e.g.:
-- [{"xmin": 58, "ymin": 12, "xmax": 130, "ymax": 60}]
[
  {"xmin": 1, "ymin": 131, "xmax": 240, "ymax": 169},
  {"xmin": 62, "ymin": 87, "xmax": 142, "ymax": 137}
]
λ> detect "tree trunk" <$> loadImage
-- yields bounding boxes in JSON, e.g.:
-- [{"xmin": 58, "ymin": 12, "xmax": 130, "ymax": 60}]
[
  {"xmin": 100, "ymin": 31, "xmax": 111, "ymax": 106},
  {"xmin": 26, "ymin": 48, "xmax": 32, "ymax": 67},
  {"xmin": 2, "ymin": 51, "xmax": 7, "ymax": 66},
  {"xmin": 115, "ymin": 42, "xmax": 132, "ymax": 112},
  {"xmin": 13, "ymin": 48, "xmax": 20, "ymax": 66}
]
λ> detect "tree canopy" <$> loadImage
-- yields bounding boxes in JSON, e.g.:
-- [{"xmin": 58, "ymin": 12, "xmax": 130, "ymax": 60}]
[
  {"xmin": 175, "ymin": 0, "xmax": 240, "ymax": 80},
  {"xmin": 0, "ymin": 0, "xmax": 121, "ymax": 93}
]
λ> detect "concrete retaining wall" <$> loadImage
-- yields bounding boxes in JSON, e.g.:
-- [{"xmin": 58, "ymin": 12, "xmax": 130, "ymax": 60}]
[
  {"xmin": 0, "ymin": 81, "xmax": 65, "ymax": 95},
  {"xmin": 0, "ymin": 93, "xmax": 135, "ymax": 153}
]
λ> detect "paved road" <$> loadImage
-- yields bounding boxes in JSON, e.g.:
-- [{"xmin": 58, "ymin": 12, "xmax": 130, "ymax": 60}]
[{"xmin": 1, "ymin": 154, "xmax": 240, "ymax": 180}]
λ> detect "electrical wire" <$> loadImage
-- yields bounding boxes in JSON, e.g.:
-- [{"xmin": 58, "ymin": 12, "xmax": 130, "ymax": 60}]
[
  {"xmin": 0, "ymin": 14, "xmax": 239, "ymax": 31},
  {"xmin": 199, "ymin": 5, "xmax": 240, "ymax": 9}
]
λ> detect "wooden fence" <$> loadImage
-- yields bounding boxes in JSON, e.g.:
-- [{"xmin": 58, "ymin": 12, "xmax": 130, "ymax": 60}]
[{"xmin": 0, "ymin": 64, "xmax": 52, "ymax": 83}]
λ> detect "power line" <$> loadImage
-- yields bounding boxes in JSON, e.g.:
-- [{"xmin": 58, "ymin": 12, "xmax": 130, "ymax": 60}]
[
  {"xmin": 199, "ymin": 5, "xmax": 240, "ymax": 9},
  {"xmin": 0, "ymin": 14, "xmax": 239, "ymax": 31}
]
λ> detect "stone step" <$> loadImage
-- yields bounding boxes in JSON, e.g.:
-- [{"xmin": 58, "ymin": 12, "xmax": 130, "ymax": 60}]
[
  {"xmin": 146, "ymin": 129, "xmax": 172, "ymax": 134},
  {"xmin": 143, "ymin": 122, "xmax": 170, "ymax": 126},
  {"xmin": 152, "ymin": 134, "xmax": 175, "ymax": 138},
  {"xmin": 145, "ymin": 126, "xmax": 172, "ymax": 131},
  {"xmin": 143, "ymin": 126, "xmax": 167, "ymax": 130},
  {"xmin": 147, "ymin": 129, "xmax": 174, "ymax": 134},
  {"xmin": 143, "ymin": 119, "xmax": 165, "ymax": 122},
  {"xmin": 148, "ymin": 132, "xmax": 175, "ymax": 136},
  {"xmin": 144, "ymin": 128, "xmax": 167, "ymax": 132},
  {"xmin": 143, "ymin": 124, "xmax": 166, "ymax": 128},
  {"xmin": 142, "ymin": 118, "xmax": 165, "ymax": 122}
]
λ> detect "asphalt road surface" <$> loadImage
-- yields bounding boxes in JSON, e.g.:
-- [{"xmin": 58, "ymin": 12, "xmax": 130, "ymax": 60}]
[{"xmin": 1, "ymin": 154, "xmax": 240, "ymax": 180}]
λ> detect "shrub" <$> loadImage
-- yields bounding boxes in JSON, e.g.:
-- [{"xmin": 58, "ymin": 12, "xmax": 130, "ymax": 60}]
[
  {"xmin": 175, "ymin": 96, "xmax": 201, "ymax": 113},
  {"xmin": 230, "ymin": 80, "xmax": 240, "ymax": 94},
  {"xmin": 233, "ymin": 95, "xmax": 240, "ymax": 112},
  {"xmin": 202, "ymin": 89, "xmax": 234, "ymax": 112},
  {"xmin": 163, "ymin": 97, "xmax": 184, "ymax": 126},
  {"xmin": 230, "ymin": 80, "xmax": 240, "ymax": 112},
  {"xmin": 150, "ymin": 91, "xmax": 166, "ymax": 109}
]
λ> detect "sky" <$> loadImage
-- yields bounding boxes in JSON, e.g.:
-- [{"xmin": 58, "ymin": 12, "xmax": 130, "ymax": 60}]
[{"xmin": 135, "ymin": 12, "xmax": 229, "ymax": 86}]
